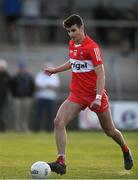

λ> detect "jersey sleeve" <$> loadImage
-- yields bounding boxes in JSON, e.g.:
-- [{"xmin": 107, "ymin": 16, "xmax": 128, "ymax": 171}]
[{"xmin": 89, "ymin": 44, "xmax": 103, "ymax": 66}]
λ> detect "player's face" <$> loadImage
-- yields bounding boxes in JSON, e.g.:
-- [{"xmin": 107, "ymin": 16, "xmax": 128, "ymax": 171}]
[{"xmin": 66, "ymin": 25, "xmax": 84, "ymax": 43}]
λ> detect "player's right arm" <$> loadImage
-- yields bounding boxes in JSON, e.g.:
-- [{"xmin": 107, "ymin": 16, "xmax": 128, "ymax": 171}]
[{"xmin": 44, "ymin": 61, "xmax": 71, "ymax": 75}]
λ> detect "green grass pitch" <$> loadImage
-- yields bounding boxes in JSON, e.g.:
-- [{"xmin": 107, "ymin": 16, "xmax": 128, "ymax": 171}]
[{"xmin": 0, "ymin": 131, "xmax": 138, "ymax": 179}]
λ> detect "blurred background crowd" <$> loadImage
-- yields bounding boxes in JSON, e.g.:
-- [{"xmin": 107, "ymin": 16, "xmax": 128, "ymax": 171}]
[
  {"xmin": 0, "ymin": 0, "xmax": 138, "ymax": 132},
  {"xmin": 0, "ymin": 0, "xmax": 138, "ymax": 49},
  {"xmin": 0, "ymin": 0, "xmax": 138, "ymax": 50}
]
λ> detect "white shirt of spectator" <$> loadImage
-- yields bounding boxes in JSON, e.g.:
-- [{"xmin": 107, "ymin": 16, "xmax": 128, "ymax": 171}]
[
  {"xmin": 35, "ymin": 71, "xmax": 60, "ymax": 99},
  {"xmin": 22, "ymin": 0, "xmax": 40, "ymax": 17}
]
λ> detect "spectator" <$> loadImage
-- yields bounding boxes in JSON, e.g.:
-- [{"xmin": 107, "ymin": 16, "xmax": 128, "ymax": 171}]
[
  {"xmin": 133, "ymin": 2, "xmax": 138, "ymax": 20},
  {"xmin": 41, "ymin": 0, "xmax": 64, "ymax": 43},
  {"xmin": 21, "ymin": 0, "xmax": 41, "ymax": 44},
  {"xmin": 34, "ymin": 61, "xmax": 60, "ymax": 132},
  {"xmin": 105, "ymin": 1, "xmax": 121, "ymax": 45},
  {"xmin": 120, "ymin": 8, "xmax": 136, "ymax": 53},
  {"xmin": 93, "ymin": 0, "xmax": 120, "ymax": 45},
  {"xmin": 0, "ymin": 59, "xmax": 11, "ymax": 132},
  {"xmin": 2, "ymin": 0, "xmax": 22, "ymax": 43},
  {"xmin": 11, "ymin": 61, "xmax": 35, "ymax": 132},
  {"xmin": 93, "ymin": 1, "xmax": 109, "ymax": 44}
]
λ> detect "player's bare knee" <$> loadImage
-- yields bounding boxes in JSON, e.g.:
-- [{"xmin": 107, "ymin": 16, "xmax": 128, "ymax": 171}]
[
  {"xmin": 54, "ymin": 116, "xmax": 65, "ymax": 129},
  {"xmin": 105, "ymin": 129, "xmax": 116, "ymax": 137}
]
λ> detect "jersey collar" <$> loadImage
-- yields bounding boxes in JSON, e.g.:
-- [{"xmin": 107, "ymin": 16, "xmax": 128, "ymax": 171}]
[{"xmin": 74, "ymin": 34, "xmax": 88, "ymax": 47}]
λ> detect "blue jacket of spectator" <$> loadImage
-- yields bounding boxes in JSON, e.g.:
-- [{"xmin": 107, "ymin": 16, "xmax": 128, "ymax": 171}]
[{"xmin": 3, "ymin": 0, "xmax": 22, "ymax": 16}]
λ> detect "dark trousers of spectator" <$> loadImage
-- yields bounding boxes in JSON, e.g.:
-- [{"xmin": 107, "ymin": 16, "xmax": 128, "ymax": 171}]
[
  {"xmin": 34, "ymin": 98, "xmax": 54, "ymax": 132},
  {"xmin": 0, "ymin": 104, "xmax": 5, "ymax": 132}
]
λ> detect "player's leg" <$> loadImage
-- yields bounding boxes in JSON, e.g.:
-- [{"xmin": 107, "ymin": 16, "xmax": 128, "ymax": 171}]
[
  {"xmin": 55, "ymin": 100, "xmax": 83, "ymax": 155},
  {"xmin": 97, "ymin": 110, "xmax": 125, "ymax": 146},
  {"xmin": 48, "ymin": 99, "xmax": 83, "ymax": 175},
  {"xmin": 96, "ymin": 109, "xmax": 133, "ymax": 170}
]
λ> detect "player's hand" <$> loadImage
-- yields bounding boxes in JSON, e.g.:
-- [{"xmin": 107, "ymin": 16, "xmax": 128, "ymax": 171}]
[
  {"xmin": 90, "ymin": 99, "xmax": 101, "ymax": 109},
  {"xmin": 44, "ymin": 67, "xmax": 56, "ymax": 76}
]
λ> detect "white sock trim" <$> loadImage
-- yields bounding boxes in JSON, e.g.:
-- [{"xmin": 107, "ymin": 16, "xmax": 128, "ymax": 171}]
[{"xmin": 58, "ymin": 154, "xmax": 66, "ymax": 158}]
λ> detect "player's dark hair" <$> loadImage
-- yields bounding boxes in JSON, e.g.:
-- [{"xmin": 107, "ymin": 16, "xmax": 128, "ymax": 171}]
[{"xmin": 63, "ymin": 14, "xmax": 84, "ymax": 28}]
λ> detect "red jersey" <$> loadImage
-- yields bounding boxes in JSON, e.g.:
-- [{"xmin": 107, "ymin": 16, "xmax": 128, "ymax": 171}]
[{"xmin": 69, "ymin": 35, "xmax": 104, "ymax": 97}]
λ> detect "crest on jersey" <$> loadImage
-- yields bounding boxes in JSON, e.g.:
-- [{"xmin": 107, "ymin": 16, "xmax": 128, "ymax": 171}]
[
  {"xmin": 70, "ymin": 50, "xmax": 73, "ymax": 54},
  {"xmin": 73, "ymin": 50, "xmax": 77, "ymax": 56},
  {"xmin": 80, "ymin": 51, "xmax": 83, "ymax": 58}
]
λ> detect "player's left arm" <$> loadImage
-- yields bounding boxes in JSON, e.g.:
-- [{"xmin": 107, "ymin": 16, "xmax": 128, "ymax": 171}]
[
  {"xmin": 95, "ymin": 64, "xmax": 105, "ymax": 97},
  {"xmin": 90, "ymin": 64, "xmax": 105, "ymax": 109},
  {"xmin": 89, "ymin": 44, "xmax": 105, "ymax": 109}
]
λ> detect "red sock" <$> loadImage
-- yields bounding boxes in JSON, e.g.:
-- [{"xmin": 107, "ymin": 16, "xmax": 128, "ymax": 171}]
[
  {"xmin": 57, "ymin": 156, "xmax": 65, "ymax": 165},
  {"xmin": 121, "ymin": 144, "xmax": 129, "ymax": 152}
]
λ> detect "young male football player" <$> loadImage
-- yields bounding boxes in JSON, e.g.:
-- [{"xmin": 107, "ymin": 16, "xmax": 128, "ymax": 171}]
[{"xmin": 45, "ymin": 14, "xmax": 133, "ymax": 175}]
